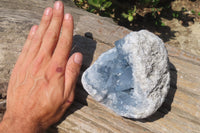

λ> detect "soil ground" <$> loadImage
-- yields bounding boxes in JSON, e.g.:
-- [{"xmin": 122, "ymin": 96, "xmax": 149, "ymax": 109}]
[
  {"xmin": 130, "ymin": 0, "xmax": 200, "ymax": 57},
  {"xmin": 75, "ymin": 0, "xmax": 200, "ymax": 56}
]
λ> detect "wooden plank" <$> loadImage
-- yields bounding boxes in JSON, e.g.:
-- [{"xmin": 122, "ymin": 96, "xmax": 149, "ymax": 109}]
[{"xmin": 48, "ymin": 16, "xmax": 200, "ymax": 133}]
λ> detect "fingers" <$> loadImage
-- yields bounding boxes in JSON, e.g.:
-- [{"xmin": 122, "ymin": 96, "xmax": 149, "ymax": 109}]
[
  {"xmin": 64, "ymin": 53, "xmax": 83, "ymax": 99},
  {"xmin": 51, "ymin": 13, "xmax": 74, "ymax": 67},
  {"xmin": 15, "ymin": 25, "xmax": 38, "ymax": 68},
  {"xmin": 38, "ymin": 1, "xmax": 64, "ymax": 56},
  {"xmin": 26, "ymin": 7, "xmax": 53, "ymax": 61},
  {"xmin": 22, "ymin": 25, "xmax": 38, "ymax": 55},
  {"xmin": 63, "ymin": 89, "xmax": 75, "ymax": 110}
]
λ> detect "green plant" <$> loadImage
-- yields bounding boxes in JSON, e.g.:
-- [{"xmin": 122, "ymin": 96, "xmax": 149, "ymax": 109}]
[
  {"xmin": 151, "ymin": 7, "xmax": 162, "ymax": 17},
  {"xmin": 73, "ymin": 0, "xmax": 170, "ymax": 26},
  {"xmin": 121, "ymin": 6, "xmax": 137, "ymax": 22},
  {"xmin": 172, "ymin": 12, "xmax": 179, "ymax": 18},
  {"xmin": 191, "ymin": 10, "xmax": 195, "ymax": 14},
  {"xmin": 88, "ymin": 0, "xmax": 112, "ymax": 11},
  {"xmin": 87, "ymin": 0, "xmax": 163, "ymax": 22},
  {"xmin": 141, "ymin": 0, "xmax": 160, "ymax": 6},
  {"xmin": 198, "ymin": 12, "xmax": 200, "ymax": 16},
  {"xmin": 73, "ymin": 0, "xmax": 84, "ymax": 7}
]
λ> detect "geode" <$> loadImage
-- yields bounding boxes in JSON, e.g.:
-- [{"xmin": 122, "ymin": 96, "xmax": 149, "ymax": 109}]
[{"xmin": 81, "ymin": 30, "xmax": 170, "ymax": 119}]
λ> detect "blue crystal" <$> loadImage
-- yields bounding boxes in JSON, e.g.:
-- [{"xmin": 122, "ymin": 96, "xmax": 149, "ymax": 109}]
[{"xmin": 82, "ymin": 30, "xmax": 170, "ymax": 119}]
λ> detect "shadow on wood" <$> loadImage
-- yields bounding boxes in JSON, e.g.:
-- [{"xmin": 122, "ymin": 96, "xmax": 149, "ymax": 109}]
[{"xmin": 47, "ymin": 33, "xmax": 97, "ymax": 132}]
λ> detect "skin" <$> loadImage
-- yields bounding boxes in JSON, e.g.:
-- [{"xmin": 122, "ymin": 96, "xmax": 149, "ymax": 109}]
[{"xmin": 0, "ymin": 1, "xmax": 83, "ymax": 132}]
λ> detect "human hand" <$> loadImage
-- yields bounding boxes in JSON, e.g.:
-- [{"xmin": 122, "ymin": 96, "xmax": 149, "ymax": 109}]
[{"xmin": 0, "ymin": 1, "xmax": 82, "ymax": 132}]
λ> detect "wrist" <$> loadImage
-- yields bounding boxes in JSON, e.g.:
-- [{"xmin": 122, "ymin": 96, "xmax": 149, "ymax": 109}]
[{"xmin": 0, "ymin": 114, "xmax": 44, "ymax": 133}]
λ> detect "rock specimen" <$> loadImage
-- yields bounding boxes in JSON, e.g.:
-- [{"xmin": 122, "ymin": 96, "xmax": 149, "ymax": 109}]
[{"xmin": 81, "ymin": 30, "xmax": 170, "ymax": 119}]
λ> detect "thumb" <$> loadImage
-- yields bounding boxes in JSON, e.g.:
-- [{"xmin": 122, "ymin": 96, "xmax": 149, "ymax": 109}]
[{"xmin": 64, "ymin": 52, "xmax": 83, "ymax": 100}]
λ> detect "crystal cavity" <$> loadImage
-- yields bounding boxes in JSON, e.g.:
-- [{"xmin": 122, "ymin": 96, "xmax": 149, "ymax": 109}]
[{"xmin": 81, "ymin": 30, "xmax": 170, "ymax": 119}]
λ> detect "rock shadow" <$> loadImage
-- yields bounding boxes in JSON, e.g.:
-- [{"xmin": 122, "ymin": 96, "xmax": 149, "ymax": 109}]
[
  {"xmin": 71, "ymin": 33, "xmax": 97, "ymax": 105},
  {"xmin": 161, "ymin": 6, "xmax": 195, "ymax": 27},
  {"xmin": 130, "ymin": 61, "xmax": 178, "ymax": 122},
  {"xmin": 48, "ymin": 33, "xmax": 97, "ymax": 132},
  {"xmin": 114, "ymin": 0, "xmax": 194, "ymax": 43},
  {"xmin": 117, "ymin": 13, "xmax": 176, "ymax": 43}
]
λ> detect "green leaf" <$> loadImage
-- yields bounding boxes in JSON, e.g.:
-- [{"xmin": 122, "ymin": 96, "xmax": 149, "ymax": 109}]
[
  {"xmin": 161, "ymin": 22, "xmax": 165, "ymax": 26},
  {"xmin": 128, "ymin": 10, "xmax": 132, "ymax": 14},
  {"xmin": 88, "ymin": 0, "xmax": 101, "ymax": 8},
  {"xmin": 198, "ymin": 12, "xmax": 200, "ymax": 16},
  {"xmin": 128, "ymin": 15, "xmax": 134, "ymax": 22},
  {"xmin": 176, "ymin": 13, "xmax": 179, "ymax": 18},
  {"xmin": 182, "ymin": 8, "xmax": 187, "ymax": 12},
  {"xmin": 191, "ymin": 10, "xmax": 195, "ymax": 14},
  {"xmin": 90, "ymin": 8, "xmax": 96, "ymax": 13},
  {"xmin": 121, "ymin": 12, "xmax": 128, "ymax": 18},
  {"xmin": 133, "ymin": 5, "xmax": 136, "ymax": 14},
  {"xmin": 155, "ymin": 21, "xmax": 158, "ymax": 25},
  {"xmin": 151, "ymin": 8, "xmax": 155, "ymax": 12},
  {"xmin": 102, "ymin": 1, "xmax": 112, "ymax": 9},
  {"xmin": 172, "ymin": 13, "xmax": 175, "ymax": 17}
]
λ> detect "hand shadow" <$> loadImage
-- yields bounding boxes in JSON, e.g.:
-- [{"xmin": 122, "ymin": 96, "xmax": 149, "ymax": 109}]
[{"xmin": 47, "ymin": 32, "xmax": 97, "ymax": 132}]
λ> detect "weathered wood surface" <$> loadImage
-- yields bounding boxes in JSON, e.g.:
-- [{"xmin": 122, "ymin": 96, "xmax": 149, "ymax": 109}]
[{"xmin": 0, "ymin": 0, "xmax": 200, "ymax": 133}]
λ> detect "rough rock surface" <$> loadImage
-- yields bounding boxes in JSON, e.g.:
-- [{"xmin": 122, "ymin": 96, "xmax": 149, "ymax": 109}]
[{"xmin": 82, "ymin": 30, "xmax": 170, "ymax": 119}]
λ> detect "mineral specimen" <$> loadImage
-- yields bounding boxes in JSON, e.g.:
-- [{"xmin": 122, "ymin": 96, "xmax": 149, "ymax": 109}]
[{"xmin": 81, "ymin": 30, "xmax": 170, "ymax": 119}]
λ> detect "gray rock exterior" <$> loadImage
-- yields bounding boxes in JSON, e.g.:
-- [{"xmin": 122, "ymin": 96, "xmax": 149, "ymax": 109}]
[{"xmin": 82, "ymin": 30, "xmax": 170, "ymax": 119}]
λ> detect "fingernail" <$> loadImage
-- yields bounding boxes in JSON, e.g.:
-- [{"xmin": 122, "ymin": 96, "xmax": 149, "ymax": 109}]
[
  {"xmin": 54, "ymin": 1, "xmax": 62, "ymax": 10},
  {"xmin": 74, "ymin": 53, "xmax": 83, "ymax": 65},
  {"xmin": 31, "ymin": 25, "xmax": 38, "ymax": 35},
  {"xmin": 64, "ymin": 13, "xmax": 72, "ymax": 20},
  {"xmin": 44, "ymin": 8, "xmax": 51, "ymax": 16}
]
